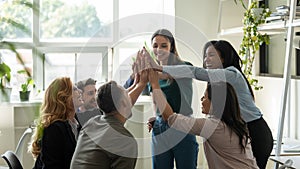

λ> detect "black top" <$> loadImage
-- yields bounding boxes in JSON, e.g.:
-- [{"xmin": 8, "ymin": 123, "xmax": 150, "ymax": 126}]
[{"xmin": 33, "ymin": 121, "xmax": 76, "ymax": 169}]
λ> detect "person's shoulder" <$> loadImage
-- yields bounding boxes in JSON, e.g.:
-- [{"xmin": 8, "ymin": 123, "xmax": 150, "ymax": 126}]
[
  {"xmin": 46, "ymin": 120, "xmax": 69, "ymax": 130},
  {"xmin": 226, "ymin": 66, "xmax": 240, "ymax": 73},
  {"xmin": 50, "ymin": 120, "xmax": 68, "ymax": 127},
  {"xmin": 179, "ymin": 61, "xmax": 193, "ymax": 66}
]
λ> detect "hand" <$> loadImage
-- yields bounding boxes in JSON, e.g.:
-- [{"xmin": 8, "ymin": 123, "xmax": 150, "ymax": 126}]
[
  {"xmin": 148, "ymin": 69, "xmax": 159, "ymax": 89},
  {"xmin": 139, "ymin": 70, "xmax": 148, "ymax": 85},
  {"xmin": 147, "ymin": 116, "xmax": 156, "ymax": 132},
  {"xmin": 141, "ymin": 47, "xmax": 162, "ymax": 71}
]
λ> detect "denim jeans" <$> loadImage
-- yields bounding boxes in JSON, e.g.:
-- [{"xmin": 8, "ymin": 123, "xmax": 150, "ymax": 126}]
[{"xmin": 151, "ymin": 116, "xmax": 199, "ymax": 169}]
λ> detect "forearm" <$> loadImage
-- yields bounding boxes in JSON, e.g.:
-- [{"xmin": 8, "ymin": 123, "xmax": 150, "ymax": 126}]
[
  {"xmin": 168, "ymin": 114, "xmax": 204, "ymax": 136},
  {"xmin": 128, "ymin": 82, "xmax": 147, "ymax": 106},
  {"xmin": 126, "ymin": 82, "xmax": 136, "ymax": 93},
  {"xmin": 151, "ymin": 84, "xmax": 174, "ymax": 120}
]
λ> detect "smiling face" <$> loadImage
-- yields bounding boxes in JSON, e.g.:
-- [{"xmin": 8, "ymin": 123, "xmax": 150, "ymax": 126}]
[
  {"xmin": 204, "ymin": 45, "xmax": 224, "ymax": 69},
  {"xmin": 201, "ymin": 91, "xmax": 211, "ymax": 115},
  {"xmin": 152, "ymin": 35, "xmax": 171, "ymax": 65},
  {"xmin": 82, "ymin": 84, "xmax": 98, "ymax": 110}
]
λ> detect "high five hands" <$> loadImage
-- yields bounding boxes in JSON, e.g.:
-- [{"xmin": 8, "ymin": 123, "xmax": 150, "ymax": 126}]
[
  {"xmin": 133, "ymin": 47, "xmax": 162, "ymax": 74},
  {"xmin": 132, "ymin": 47, "xmax": 163, "ymax": 132}
]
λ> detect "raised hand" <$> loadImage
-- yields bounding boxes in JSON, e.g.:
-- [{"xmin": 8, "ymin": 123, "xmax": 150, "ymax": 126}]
[
  {"xmin": 141, "ymin": 47, "xmax": 163, "ymax": 71},
  {"xmin": 148, "ymin": 68, "xmax": 159, "ymax": 88}
]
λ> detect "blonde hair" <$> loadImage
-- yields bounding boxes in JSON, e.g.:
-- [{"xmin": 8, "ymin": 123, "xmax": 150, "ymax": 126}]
[{"xmin": 29, "ymin": 77, "xmax": 74, "ymax": 158}]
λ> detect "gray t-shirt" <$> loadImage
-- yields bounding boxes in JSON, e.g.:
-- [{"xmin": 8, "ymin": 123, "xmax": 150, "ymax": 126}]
[{"xmin": 70, "ymin": 115, "xmax": 137, "ymax": 169}]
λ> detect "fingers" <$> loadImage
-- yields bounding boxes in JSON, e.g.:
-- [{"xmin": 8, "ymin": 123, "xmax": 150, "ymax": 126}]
[
  {"xmin": 136, "ymin": 50, "xmax": 142, "ymax": 73},
  {"xmin": 148, "ymin": 68, "xmax": 158, "ymax": 84},
  {"xmin": 147, "ymin": 117, "xmax": 156, "ymax": 132},
  {"xmin": 135, "ymin": 49, "xmax": 149, "ymax": 73}
]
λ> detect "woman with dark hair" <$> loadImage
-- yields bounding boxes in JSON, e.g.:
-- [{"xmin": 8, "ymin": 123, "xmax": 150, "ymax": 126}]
[
  {"xmin": 143, "ymin": 40, "xmax": 273, "ymax": 169},
  {"xmin": 148, "ymin": 68, "xmax": 258, "ymax": 168},
  {"xmin": 145, "ymin": 29, "xmax": 198, "ymax": 169}
]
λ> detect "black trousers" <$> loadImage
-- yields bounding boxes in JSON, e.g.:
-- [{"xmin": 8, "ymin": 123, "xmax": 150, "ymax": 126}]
[{"xmin": 247, "ymin": 117, "xmax": 274, "ymax": 169}]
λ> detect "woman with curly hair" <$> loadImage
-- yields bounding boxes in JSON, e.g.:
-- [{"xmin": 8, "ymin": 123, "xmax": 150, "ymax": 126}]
[{"xmin": 29, "ymin": 77, "xmax": 77, "ymax": 169}]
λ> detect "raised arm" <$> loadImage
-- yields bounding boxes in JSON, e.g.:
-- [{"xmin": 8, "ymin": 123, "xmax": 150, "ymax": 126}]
[
  {"xmin": 148, "ymin": 69, "xmax": 174, "ymax": 120},
  {"xmin": 128, "ymin": 70, "xmax": 148, "ymax": 107}
]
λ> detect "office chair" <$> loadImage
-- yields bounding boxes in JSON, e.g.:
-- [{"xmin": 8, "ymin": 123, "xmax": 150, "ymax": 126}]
[
  {"xmin": 1, "ymin": 151, "xmax": 23, "ymax": 169},
  {"xmin": 15, "ymin": 127, "xmax": 33, "ymax": 163}
]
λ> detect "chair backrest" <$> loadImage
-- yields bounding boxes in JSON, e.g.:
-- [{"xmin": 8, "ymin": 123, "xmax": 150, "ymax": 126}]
[
  {"xmin": 15, "ymin": 127, "xmax": 33, "ymax": 163},
  {"xmin": 1, "ymin": 151, "xmax": 23, "ymax": 169}
]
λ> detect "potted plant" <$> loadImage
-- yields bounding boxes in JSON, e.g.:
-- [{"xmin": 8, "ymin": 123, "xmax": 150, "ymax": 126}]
[
  {"xmin": 0, "ymin": 56, "xmax": 12, "ymax": 102},
  {"xmin": 18, "ymin": 70, "xmax": 34, "ymax": 101},
  {"xmin": 239, "ymin": 0, "xmax": 271, "ymax": 90}
]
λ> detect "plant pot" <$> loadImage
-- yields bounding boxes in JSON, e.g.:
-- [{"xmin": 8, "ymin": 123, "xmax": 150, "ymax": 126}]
[
  {"xmin": 0, "ymin": 88, "xmax": 12, "ymax": 102},
  {"xmin": 19, "ymin": 91, "xmax": 30, "ymax": 102}
]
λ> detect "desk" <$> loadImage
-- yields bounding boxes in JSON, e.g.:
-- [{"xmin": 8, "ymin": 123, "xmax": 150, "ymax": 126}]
[
  {"xmin": 271, "ymin": 138, "xmax": 300, "ymax": 156},
  {"xmin": 270, "ymin": 138, "xmax": 300, "ymax": 168},
  {"xmin": 269, "ymin": 156, "xmax": 300, "ymax": 169}
]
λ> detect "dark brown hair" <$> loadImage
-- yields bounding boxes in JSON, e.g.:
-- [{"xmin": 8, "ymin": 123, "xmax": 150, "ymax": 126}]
[
  {"xmin": 151, "ymin": 29, "xmax": 183, "ymax": 65},
  {"xmin": 207, "ymin": 82, "xmax": 250, "ymax": 152},
  {"xmin": 203, "ymin": 40, "xmax": 255, "ymax": 99},
  {"xmin": 96, "ymin": 81, "xmax": 124, "ymax": 114}
]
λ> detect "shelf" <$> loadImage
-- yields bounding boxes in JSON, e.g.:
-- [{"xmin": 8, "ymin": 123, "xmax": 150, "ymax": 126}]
[
  {"xmin": 218, "ymin": 27, "xmax": 243, "ymax": 36},
  {"xmin": 258, "ymin": 21, "xmax": 287, "ymax": 34},
  {"xmin": 290, "ymin": 19, "xmax": 300, "ymax": 27},
  {"xmin": 218, "ymin": 21, "xmax": 287, "ymax": 36}
]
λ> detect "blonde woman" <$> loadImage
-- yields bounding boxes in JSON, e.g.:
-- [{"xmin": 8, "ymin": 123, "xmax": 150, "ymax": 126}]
[{"xmin": 29, "ymin": 77, "xmax": 77, "ymax": 169}]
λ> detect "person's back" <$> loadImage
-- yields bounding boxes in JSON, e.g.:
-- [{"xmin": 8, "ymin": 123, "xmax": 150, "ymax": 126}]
[
  {"xmin": 201, "ymin": 118, "xmax": 258, "ymax": 169},
  {"xmin": 70, "ymin": 115, "xmax": 137, "ymax": 169}
]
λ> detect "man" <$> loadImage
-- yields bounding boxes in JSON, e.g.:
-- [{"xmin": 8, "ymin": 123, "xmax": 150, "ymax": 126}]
[
  {"xmin": 75, "ymin": 78, "xmax": 102, "ymax": 126},
  {"xmin": 70, "ymin": 72, "xmax": 148, "ymax": 169}
]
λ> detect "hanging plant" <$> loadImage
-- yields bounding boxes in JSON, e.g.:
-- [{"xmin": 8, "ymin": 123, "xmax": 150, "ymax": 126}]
[{"xmin": 239, "ymin": 0, "xmax": 271, "ymax": 90}]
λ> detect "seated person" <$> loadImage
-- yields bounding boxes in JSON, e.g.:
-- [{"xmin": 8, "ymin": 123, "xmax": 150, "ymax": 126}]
[
  {"xmin": 75, "ymin": 78, "xmax": 102, "ymax": 126},
  {"xmin": 70, "ymin": 71, "xmax": 148, "ymax": 169},
  {"xmin": 148, "ymin": 69, "xmax": 259, "ymax": 169},
  {"xmin": 29, "ymin": 77, "xmax": 78, "ymax": 169}
]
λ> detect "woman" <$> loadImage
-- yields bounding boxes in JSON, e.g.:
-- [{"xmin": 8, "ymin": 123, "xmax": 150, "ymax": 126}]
[
  {"xmin": 148, "ymin": 68, "xmax": 258, "ymax": 169},
  {"xmin": 147, "ymin": 29, "xmax": 198, "ymax": 169},
  {"xmin": 144, "ymin": 40, "xmax": 273, "ymax": 169},
  {"xmin": 29, "ymin": 77, "xmax": 77, "ymax": 169}
]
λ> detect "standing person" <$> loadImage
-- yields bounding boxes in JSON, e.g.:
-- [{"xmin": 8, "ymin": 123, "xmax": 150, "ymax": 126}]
[
  {"xmin": 29, "ymin": 77, "xmax": 77, "ymax": 169},
  {"xmin": 147, "ymin": 29, "xmax": 198, "ymax": 169},
  {"xmin": 144, "ymin": 40, "xmax": 273, "ymax": 169},
  {"xmin": 148, "ymin": 69, "xmax": 259, "ymax": 168},
  {"xmin": 75, "ymin": 78, "xmax": 102, "ymax": 126},
  {"xmin": 70, "ymin": 70, "xmax": 148, "ymax": 169}
]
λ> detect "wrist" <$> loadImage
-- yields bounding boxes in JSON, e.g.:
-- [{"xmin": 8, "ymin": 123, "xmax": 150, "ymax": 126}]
[
  {"xmin": 151, "ymin": 83, "xmax": 160, "ymax": 89},
  {"xmin": 136, "ymin": 82, "xmax": 147, "ymax": 88}
]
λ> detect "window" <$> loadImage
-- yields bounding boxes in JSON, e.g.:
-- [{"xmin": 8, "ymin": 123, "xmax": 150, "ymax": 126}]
[
  {"xmin": 41, "ymin": 46, "xmax": 108, "ymax": 90},
  {"xmin": 40, "ymin": 0, "xmax": 113, "ymax": 41},
  {"xmin": 0, "ymin": 0, "xmax": 33, "ymax": 41},
  {"xmin": 1, "ymin": 0, "xmax": 175, "ymax": 101}
]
